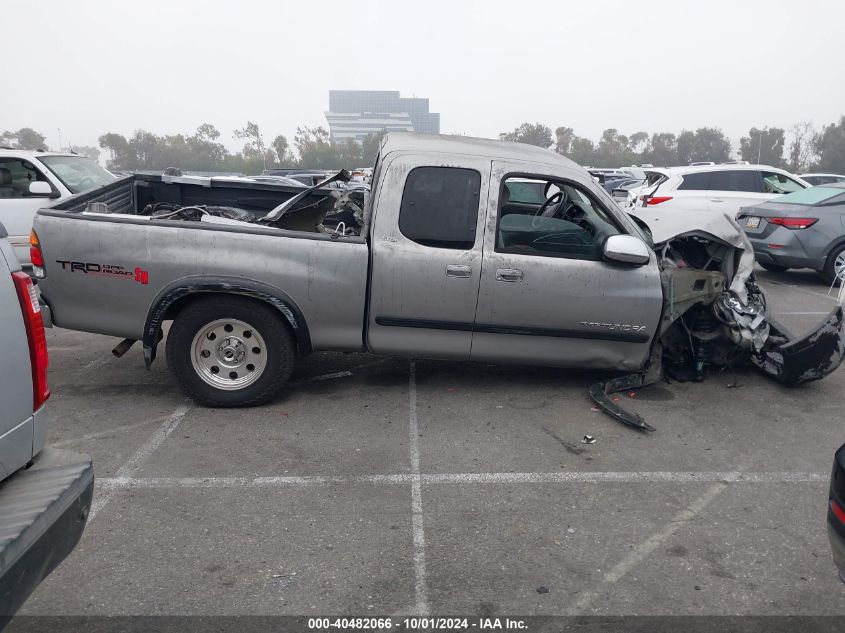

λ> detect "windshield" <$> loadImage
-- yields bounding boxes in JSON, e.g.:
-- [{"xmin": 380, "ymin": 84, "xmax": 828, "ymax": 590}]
[
  {"xmin": 38, "ymin": 155, "xmax": 116, "ymax": 194},
  {"xmin": 773, "ymin": 186, "xmax": 845, "ymax": 205},
  {"xmin": 761, "ymin": 171, "xmax": 804, "ymax": 194}
]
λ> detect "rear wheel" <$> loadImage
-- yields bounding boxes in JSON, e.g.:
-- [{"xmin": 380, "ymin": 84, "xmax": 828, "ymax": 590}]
[
  {"xmin": 759, "ymin": 263, "xmax": 789, "ymax": 273},
  {"xmin": 166, "ymin": 296, "xmax": 295, "ymax": 406},
  {"xmin": 821, "ymin": 245, "xmax": 845, "ymax": 285}
]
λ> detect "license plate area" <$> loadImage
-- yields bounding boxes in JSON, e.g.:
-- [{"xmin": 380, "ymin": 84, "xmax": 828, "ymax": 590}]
[{"xmin": 745, "ymin": 217, "xmax": 760, "ymax": 229}]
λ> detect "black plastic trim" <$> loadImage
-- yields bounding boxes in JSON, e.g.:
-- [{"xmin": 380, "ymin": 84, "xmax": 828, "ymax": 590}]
[
  {"xmin": 374, "ymin": 316, "xmax": 649, "ymax": 343},
  {"xmin": 143, "ymin": 277, "xmax": 313, "ymax": 367}
]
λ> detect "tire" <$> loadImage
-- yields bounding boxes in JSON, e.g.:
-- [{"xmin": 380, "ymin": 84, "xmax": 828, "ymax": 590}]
[
  {"xmin": 821, "ymin": 244, "xmax": 845, "ymax": 285},
  {"xmin": 759, "ymin": 263, "xmax": 789, "ymax": 273},
  {"xmin": 165, "ymin": 296, "xmax": 295, "ymax": 407}
]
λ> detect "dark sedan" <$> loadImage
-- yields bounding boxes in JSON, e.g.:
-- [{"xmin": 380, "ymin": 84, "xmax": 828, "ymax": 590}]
[
  {"xmin": 830, "ymin": 443, "xmax": 845, "ymax": 584},
  {"xmin": 737, "ymin": 183, "xmax": 845, "ymax": 283}
]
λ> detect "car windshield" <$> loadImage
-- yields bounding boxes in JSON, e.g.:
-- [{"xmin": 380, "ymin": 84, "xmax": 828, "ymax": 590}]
[
  {"xmin": 762, "ymin": 172, "xmax": 804, "ymax": 194},
  {"xmin": 38, "ymin": 155, "xmax": 116, "ymax": 194},
  {"xmin": 773, "ymin": 186, "xmax": 845, "ymax": 205}
]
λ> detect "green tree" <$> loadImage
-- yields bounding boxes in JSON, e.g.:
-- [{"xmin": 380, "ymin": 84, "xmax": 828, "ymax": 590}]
[
  {"xmin": 272, "ymin": 134, "xmax": 294, "ymax": 165},
  {"xmin": 739, "ymin": 127, "xmax": 785, "ymax": 166},
  {"xmin": 361, "ymin": 131, "xmax": 385, "ymax": 166},
  {"xmin": 499, "ymin": 122, "xmax": 553, "ymax": 148},
  {"xmin": 676, "ymin": 128, "xmax": 731, "ymax": 164},
  {"xmin": 234, "ymin": 121, "xmax": 267, "ymax": 170},
  {"xmin": 568, "ymin": 136, "xmax": 596, "ymax": 165},
  {"xmin": 72, "ymin": 145, "xmax": 101, "ymax": 162},
  {"xmin": 786, "ymin": 121, "xmax": 819, "ymax": 173},
  {"xmin": 1, "ymin": 127, "xmax": 47, "ymax": 150},
  {"xmin": 98, "ymin": 132, "xmax": 135, "ymax": 169},
  {"xmin": 595, "ymin": 128, "xmax": 631, "ymax": 167},
  {"xmin": 642, "ymin": 132, "xmax": 677, "ymax": 166},
  {"xmin": 815, "ymin": 116, "xmax": 845, "ymax": 174},
  {"xmin": 554, "ymin": 126, "xmax": 574, "ymax": 155}
]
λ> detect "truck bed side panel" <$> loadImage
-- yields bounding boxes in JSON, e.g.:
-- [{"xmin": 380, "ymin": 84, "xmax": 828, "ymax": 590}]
[{"xmin": 35, "ymin": 215, "xmax": 368, "ymax": 352}]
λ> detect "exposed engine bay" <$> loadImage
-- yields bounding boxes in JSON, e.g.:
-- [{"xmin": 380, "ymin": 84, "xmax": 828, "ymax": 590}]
[
  {"xmin": 590, "ymin": 210, "xmax": 845, "ymax": 432},
  {"xmin": 133, "ymin": 170, "xmax": 367, "ymax": 237}
]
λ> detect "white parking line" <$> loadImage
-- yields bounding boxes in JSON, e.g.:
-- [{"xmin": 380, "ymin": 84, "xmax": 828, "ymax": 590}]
[
  {"xmin": 89, "ymin": 403, "xmax": 190, "ymax": 520},
  {"xmin": 408, "ymin": 360, "xmax": 430, "ymax": 616},
  {"xmin": 96, "ymin": 470, "xmax": 826, "ymax": 490},
  {"xmin": 766, "ymin": 280, "xmax": 840, "ymax": 302},
  {"xmin": 779, "ymin": 311, "xmax": 831, "ymax": 316},
  {"xmin": 570, "ymin": 481, "xmax": 728, "ymax": 613}
]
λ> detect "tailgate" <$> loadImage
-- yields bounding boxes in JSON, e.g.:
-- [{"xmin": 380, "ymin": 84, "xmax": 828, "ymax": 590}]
[{"xmin": 0, "ymin": 447, "xmax": 93, "ymax": 617}]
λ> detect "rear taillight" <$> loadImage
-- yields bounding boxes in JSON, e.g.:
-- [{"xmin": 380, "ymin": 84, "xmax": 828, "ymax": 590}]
[
  {"xmin": 12, "ymin": 271, "xmax": 50, "ymax": 410},
  {"xmin": 30, "ymin": 230, "xmax": 44, "ymax": 278},
  {"xmin": 645, "ymin": 196, "xmax": 673, "ymax": 206},
  {"xmin": 769, "ymin": 217, "xmax": 818, "ymax": 230},
  {"xmin": 832, "ymin": 498, "xmax": 845, "ymax": 525}
]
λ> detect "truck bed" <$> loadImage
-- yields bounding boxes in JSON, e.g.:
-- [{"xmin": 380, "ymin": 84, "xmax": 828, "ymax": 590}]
[{"xmin": 34, "ymin": 175, "xmax": 370, "ymax": 352}]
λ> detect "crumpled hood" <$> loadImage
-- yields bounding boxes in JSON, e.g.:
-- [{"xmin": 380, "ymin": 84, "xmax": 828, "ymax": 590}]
[{"xmin": 635, "ymin": 209, "xmax": 756, "ymax": 302}]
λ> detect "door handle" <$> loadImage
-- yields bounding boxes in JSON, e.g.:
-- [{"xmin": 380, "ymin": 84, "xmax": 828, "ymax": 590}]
[
  {"xmin": 496, "ymin": 268, "xmax": 524, "ymax": 282},
  {"xmin": 445, "ymin": 264, "xmax": 472, "ymax": 278},
  {"xmin": 710, "ymin": 198, "xmax": 724, "ymax": 203}
]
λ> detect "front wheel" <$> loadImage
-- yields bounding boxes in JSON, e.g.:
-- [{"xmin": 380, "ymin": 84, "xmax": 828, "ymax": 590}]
[{"xmin": 166, "ymin": 296, "xmax": 295, "ymax": 406}]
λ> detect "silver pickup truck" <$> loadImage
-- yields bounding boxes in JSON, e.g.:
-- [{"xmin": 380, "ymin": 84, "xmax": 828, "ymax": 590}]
[{"xmin": 31, "ymin": 134, "xmax": 845, "ymax": 430}]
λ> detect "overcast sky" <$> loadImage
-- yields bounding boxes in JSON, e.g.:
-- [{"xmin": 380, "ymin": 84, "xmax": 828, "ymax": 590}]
[{"xmin": 2, "ymin": 0, "xmax": 844, "ymax": 154}]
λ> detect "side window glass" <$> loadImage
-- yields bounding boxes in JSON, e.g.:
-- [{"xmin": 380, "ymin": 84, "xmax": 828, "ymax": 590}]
[
  {"xmin": 398, "ymin": 167, "xmax": 480, "ymax": 249},
  {"xmin": 710, "ymin": 170, "xmax": 760, "ymax": 193},
  {"xmin": 761, "ymin": 171, "xmax": 804, "ymax": 194},
  {"xmin": 677, "ymin": 172, "xmax": 712, "ymax": 190},
  {"xmin": 496, "ymin": 176, "xmax": 621, "ymax": 261},
  {"xmin": 0, "ymin": 159, "xmax": 52, "ymax": 198}
]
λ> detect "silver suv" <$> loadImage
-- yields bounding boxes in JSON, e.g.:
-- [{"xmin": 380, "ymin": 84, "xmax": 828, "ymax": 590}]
[{"xmin": 0, "ymin": 222, "xmax": 93, "ymax": 619}]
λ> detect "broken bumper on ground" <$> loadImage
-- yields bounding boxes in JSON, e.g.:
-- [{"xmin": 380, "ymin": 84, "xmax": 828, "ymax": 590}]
[{"xmin": 752, "ymin": 307, "xmax": 845, "ymax": 385}]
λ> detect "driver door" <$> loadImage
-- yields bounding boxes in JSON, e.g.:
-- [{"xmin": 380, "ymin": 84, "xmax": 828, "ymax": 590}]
[{"xmin": 471, "ymin": 161, "xmax": 663, "ymax": 371}]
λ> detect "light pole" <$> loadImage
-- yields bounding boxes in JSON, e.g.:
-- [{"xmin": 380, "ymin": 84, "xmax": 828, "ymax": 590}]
[
  {"xmin": 57, "ymin": 128, "xmax": 62, "ymax": 152},
  {"xmin": 757, "ymin": 127, "xmax": 766, "ymax": 165}
]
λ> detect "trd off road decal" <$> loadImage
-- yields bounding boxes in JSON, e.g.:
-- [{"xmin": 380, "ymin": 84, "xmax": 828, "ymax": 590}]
[{"xmin": 56, "ymin": 260, "xmax": 149, "ymax": 285}]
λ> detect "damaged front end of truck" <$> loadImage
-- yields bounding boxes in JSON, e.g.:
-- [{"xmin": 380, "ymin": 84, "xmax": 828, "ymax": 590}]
[{"xmin": 591, "ymin": 210, "xmax": 845, "ymax": 432}]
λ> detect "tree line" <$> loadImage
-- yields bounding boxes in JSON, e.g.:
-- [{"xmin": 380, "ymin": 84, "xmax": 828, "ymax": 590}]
[
  {"xmin": 500, "ymin": 118, "xmax": 845, "ymax": 173},
  {"xmin": 4, "ymin": 115, "xmax": 845, "ymax": 174}
]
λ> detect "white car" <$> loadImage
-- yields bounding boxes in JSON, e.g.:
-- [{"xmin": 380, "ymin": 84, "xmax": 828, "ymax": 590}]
[
  {"xmin": 799, "ymin": 173, "xmax": 845, "ymax": 186},
  {"xmin": 0, "ymin": 149, "xmax": 116, "ymax": 267},
  {"xmin": 625, "ymin": 164, "xmax": 809, "ymax": 219}
]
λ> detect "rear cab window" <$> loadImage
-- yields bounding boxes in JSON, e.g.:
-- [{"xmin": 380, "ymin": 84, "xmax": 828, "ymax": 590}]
[{"xmin": 398, "ymin": 167, "xmax": 481, "ymax": 249}]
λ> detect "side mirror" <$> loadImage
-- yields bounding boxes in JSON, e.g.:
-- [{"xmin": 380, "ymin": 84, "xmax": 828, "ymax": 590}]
[
  {"xmin": 603, "ymin": 234, "xmax": 651, "ymax": 266},
  {"xmin": 29, "ymin": 181, "xmax": 56, "ymax": 198}
]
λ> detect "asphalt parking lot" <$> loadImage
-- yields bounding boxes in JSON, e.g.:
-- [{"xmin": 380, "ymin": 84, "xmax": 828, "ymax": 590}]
[{"xmin": 16, "ymin": 267, "xmax": 845, "ymax": 616}]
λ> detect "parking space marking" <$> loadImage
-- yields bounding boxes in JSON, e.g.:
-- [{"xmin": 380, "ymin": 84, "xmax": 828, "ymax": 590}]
[
  {"xmin": 779, "ymin": 311, "xmax": 832, "ymax": 316},
  {"xmin": 765, "ymin": 280, "xmax": 840, "ymax": 302},
  {"xmin": 408, "ymin": 360, "xmax": 430, "ymax": 616},
  {"xmin": 95, "ymin": 471, "xmax": 827, "ymax": 490},
  {"xmin": 89, "ymin": 403, "xmax": 190, "ymax": 520},
  {"xmin": 291, "ymin": 358, "xmax": 393, "ymax": 385},
  {"xmin": 569, "ymin": 481, "xmax": 729, "ymax": 614}
]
